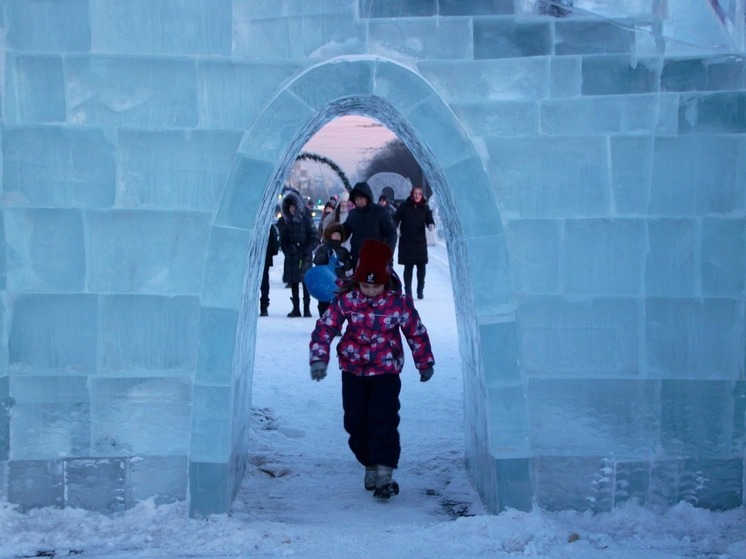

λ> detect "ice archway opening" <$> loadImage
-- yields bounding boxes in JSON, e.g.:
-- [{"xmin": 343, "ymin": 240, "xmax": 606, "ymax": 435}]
[{"xmin": 194, "ymin": 56, "xmax": 523, "ymax": 517}]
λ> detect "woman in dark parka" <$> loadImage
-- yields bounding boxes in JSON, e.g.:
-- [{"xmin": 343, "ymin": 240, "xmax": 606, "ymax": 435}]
[
  {"xmin": 279, "ymin": 190, "xmax": 319, "ymax": 317},
  {"xmin": 393, "ymin": 185, "xmax": 435, "ymax": 299}
]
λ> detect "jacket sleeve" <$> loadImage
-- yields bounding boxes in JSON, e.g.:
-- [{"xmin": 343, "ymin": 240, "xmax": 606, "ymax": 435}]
[
  {"xmin": 425, "ymin": 205, "xmax": 435, "ymax": 227},
  {"xmin": 313, "ymin": 244, "xmax": 329, "ymax": 266},
  {"xmin": 393, "ymin": 205, "xmax": 402, "ymax": 227},
  {"xmin": 400, "ymin": 298, "xmax": 435, "ymax": 370},
  {"xmin": 381, "ymin": 210, "xmax": 398, "ymax": 252},
  {"xmin": 304, "ymin": 216, "xmax": 319, "ymax": 254},
  {"xmin": 309, "ymin": 299, "xmax": 346, "ymax": 365}
]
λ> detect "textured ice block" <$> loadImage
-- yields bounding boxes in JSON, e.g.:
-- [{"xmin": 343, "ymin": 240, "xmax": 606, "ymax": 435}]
[
  {"xmin": 89, "ymin": 377, "xmax": 192, "ymax": 456},
  {"xmin": 127, "ymin": 455, "xmax": 188, "ymax": 506},
  {"xmin": 486, "ymin": 136, "xmax": 610, "ymax": 217},
  {"xmin": 481, "ymin": 321, "xmax": 522, "ymax": 385},
  {"xmin": 8, "ymin": 459, "xmax": 64, "ymax": 511},
  {"xmin": 649, "ymin": 458, "xmax": 744, "ymax": 510},
  {"xmin": 2, "ymin": 127, "xmax": 115, "ymax": 208},
  {"xmin": 419, "ymin": 58, "xmax": 550, "ymax": 103},
  {"xmin": 233, "ymin": 1, "xmax": 359, "ymax": 60},
  {"xmin": 196, "ymin": 307, "xmax": 239, "ymax": 385},
  {"xmin": 5, "ymin": 0, "xmax": 91, "ymax": 52},
  {"xmin": 517, "ymin": 296, "xmax": 639, "ymax": 376},
  {"xmin": 646, "ymin": 298, "xmax": 742, "ymax": 378},
  {"xmin": 439, "ymin": 0, "xmax": 514, "ymax": 15},
  {"xmin": 701, "ymin": 218, "xmax": 746, "ymax": 296},
  {"xmin": 66, "ymin": 56, "xmax": 199, "ymax": 127},
  {"xmin": 528, "ymin": 378, "xmax": 660, "ymax": 458},
  {"xmin": 474, "ymin": 19, "xmax": 551, "ymax": 59},
  {"xmin": 0, "ymin": 376, "xmax": 8, "ymax": 461},
  {"xmin": 98, "ymin": 295, "xmax": 200, "ymax": 372},
  {"xmin": 5, "ymin": 54, "xmax": 66, "ymax": 124},
  {"xmin": 660, "ymin": 380, "xmax": 745, "ymax": 458},
  {"xmin": 9, "ymin": 294, "xmax": 98, "ymax": 372},
  {"xmin": 118, "ymin": 130, "xmax": 241, "ymax": 209},
  {"xmin": 609, "ymin": 136, "xmax": 653, "ymax": 214},
  {"xmin": 190, "ymin": 386, "xmax": 232, "ymax": 462},
  {"xmin": 86, "ymin": 210, "xmax": 211, "ymax": 294},
  {"xmin": 4, "ymin": 208, "xmax": 85, "ymax": 291},
  {"xmin": 679, "ymin": 92, "xmax": 746, "ymax": 133},
  {"xmin": 487, "ymin": 386, "xmax": 529, "ymax": 453},
  {"xmin": 646, "ymin": 219, "xmax": 696, "ymax": 296},
  {"xmin": 201, "ymin": 226, "xmax": 252, "ymax": 309},
  {"xmin": 91, "ymin": 0, "xmax": 231, "ymax": 55},
  {"xmin": 650, "ymin": 136, "xmax": 741, "ymax": 215},
  {"xmin": 370, "ymin": 18, "xmax": 471, "ymax": 60},
  {"xmin": 66, "ymin": 458, "xmax": 126, "ymax": 513},
  {"xmin": 564, "ymin": 219, "xmax": 645, "ymax": 296},
  {"xmin": 505, "ymin": 219, "xmax": 560, "ymax": 294},
  {"xmin": 582, "ymin": 55, "xmax": 659, "ymax": 96},
  {"xmin": 452, "ymin": 100, "xmax": 538, "ymax": 136},
  {"xmin": 198, "ymin": 60, "xmax": 302, "ymax": 129},
  {"xmin": 10, "ymin": 376, "xmax": 90, "ymax": 460},
  {"xmin": 550, "ymin": 57, "xmax": 582, "ymax": 98},
  {"xmin": 189, "ymin": 461, "xmax": 229, "ymax": 517},
  {"xmin": 555, "ymin": 19, "xmax": 635, "ymax": 55}
]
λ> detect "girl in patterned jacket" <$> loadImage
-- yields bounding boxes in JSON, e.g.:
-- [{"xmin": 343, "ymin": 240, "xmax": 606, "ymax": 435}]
[{"xmin": 309, "ymin": 239, "xmax": 435, "ymax": 499}]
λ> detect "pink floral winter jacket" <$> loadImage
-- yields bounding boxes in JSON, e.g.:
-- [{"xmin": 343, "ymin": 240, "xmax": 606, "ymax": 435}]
[{"xmin": 309, "ymin": 287, "xmax": 434, "ymax": 376}]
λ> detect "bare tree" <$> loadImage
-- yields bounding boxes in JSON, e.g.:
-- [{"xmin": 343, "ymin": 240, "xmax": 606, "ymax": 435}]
[{"xmin": 360, "ymin": 138, "xmax": 426, "ymax": 189}]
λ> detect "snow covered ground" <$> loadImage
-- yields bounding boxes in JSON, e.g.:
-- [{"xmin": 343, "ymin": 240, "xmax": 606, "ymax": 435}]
[{"xmin": 1, "ymin": 241, "xmax": 744, "ymax": 558}]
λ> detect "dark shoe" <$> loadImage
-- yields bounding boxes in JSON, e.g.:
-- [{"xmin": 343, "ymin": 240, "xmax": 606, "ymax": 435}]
[
  {"xmin": 303, "ymin": 309, "xmax": 313, "ymax": 318},
  {"xmin": 287, "ymin": 309, "xmax": 301, "ymax": 317},
  {"xmin": 259, "ymin": 307, "xmax": 268, "ymax": 317},
  {"xmin": 417, "ymin": 292, "xmax": 423, "ymax": 300}
]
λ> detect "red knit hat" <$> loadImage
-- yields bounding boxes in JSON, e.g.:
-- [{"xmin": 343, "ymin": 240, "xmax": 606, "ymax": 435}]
[{"xmin": 354, "ymin": 239, "xmax": 392, "ymax": 285}]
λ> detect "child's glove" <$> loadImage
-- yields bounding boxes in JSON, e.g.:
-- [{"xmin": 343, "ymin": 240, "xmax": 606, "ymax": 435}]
[
  {"xmin": 310, "ymin": 361, "xmax": 327, "ymax": 381},
  {"xmin": 419, "ymin": 367, "xmax": 434, "ymax": 382}
]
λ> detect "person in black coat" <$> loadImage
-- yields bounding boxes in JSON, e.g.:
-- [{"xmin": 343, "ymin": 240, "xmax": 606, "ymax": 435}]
[
  {"xmin": 278, "ymin": 190, "xmax": 319, "ymax": 317},
  {"xmin": 259, "ymin": 222, "xmax": 280, "ymax": 316},
  {"xmin": 343, "ymin": 181, "xmax": 397, "ymax": 267},
  {"xmin": 393, "ymin": 185, "xmax": 435, "ymax": 299}
]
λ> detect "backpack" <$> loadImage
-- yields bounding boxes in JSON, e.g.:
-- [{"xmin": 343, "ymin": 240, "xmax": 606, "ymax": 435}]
[{"xmin": 268, "ymin": 223, "xmax": 280, "ymax": 256}]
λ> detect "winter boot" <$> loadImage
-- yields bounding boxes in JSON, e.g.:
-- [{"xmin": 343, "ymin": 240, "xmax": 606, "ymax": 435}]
[
  {"xmin": 364, "ymin": 466, "xmax": 377, "ymax": 491},
  {"xmin": 287, "ymin": 297, "xmax": 301, "ymax": 318},
  {"xmin": 259, "ymin": 305, "xmax": 268, "ymax": 317},
  {"xmin": 373, "ymin": 465, "xmax": 399, "ymax": 499},
  {"xmin": 303, "ymin": 303, "xmax": 312, "ymax": 318}
]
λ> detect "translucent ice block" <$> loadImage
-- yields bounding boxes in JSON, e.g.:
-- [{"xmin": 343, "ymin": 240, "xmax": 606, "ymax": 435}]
[
  {"xmin": 4, "ymin": 208, "xmax": 85, "ymax": 292},
  {"xmin": 98, "ymin": 295, "xmax": 200, "ymax": 372},
  {"xmin": 89, "ymin": 377, "xmax": 192, "ymax": 456},
  {"xmin": 9, "ymin": 294, "xmax": 98, "ymax": 372}
]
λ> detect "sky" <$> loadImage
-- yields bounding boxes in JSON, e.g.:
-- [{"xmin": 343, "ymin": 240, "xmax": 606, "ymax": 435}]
[
  {"xmin": 1, "ymin": 241, "xmax": 744, "ymax": 559},
  {"xmin": 302, "ymin": 115, "xmax": 399, "ymax": 181}
]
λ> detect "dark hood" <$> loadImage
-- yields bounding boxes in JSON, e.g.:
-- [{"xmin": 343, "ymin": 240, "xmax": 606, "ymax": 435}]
[
  {"xmin": 349, "ymin": 181, "xmax": 374, "ymax": 204},
  {"xmin": 281, "ymin": 189, "xmax": 305, "ymax": 223}
]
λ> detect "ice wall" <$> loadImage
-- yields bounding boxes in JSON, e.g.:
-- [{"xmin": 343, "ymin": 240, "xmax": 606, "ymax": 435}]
[{"xmin": 0, "ymin": 0, "xmax": 744, "ymax": 516}]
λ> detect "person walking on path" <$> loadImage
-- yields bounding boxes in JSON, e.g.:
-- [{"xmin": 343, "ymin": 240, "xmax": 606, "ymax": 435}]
[
  {"xmin": 343, "ymin": 181, "xmax": 397, "ymax": 267},
  {"xmin": 278, "ymin": 190, "xmax": 319, "ymax": 317},
  {"xmin": 393, "ymin": 185, "xmax": 435, "ymax": 299},
  {"xmin": 259, "ymin": 222, "xmax": 280, "ymax": 316},
  {"xmin": 308, "ymin": 239, "xmax": 435, "ymax": 499}
]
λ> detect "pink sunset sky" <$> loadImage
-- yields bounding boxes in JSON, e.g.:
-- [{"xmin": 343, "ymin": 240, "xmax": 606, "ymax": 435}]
[{"xmin": 302, "ymin": 115, "xmax": 399, "ymax": 181}]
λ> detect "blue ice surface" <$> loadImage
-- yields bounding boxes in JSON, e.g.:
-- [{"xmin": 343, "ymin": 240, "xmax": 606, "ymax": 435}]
[{"xmin": 0, "ymin": 0, "xmax": 744, "ymax": 516}]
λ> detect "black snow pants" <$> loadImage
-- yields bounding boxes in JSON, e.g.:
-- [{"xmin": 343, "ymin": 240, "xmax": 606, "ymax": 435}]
[{"xmin": 341, "ymin": 371, "xmax": 401, "ymax": 469}]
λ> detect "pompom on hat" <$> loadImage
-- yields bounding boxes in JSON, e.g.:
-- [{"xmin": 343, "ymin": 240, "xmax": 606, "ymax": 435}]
[{"xmin": 354, "ymin": 239, "xmax": 392, "ymax": 285}]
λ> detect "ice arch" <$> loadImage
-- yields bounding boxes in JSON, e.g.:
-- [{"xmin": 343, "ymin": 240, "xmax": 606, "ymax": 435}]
[{"xmin": 195, "ymin": 56, "xmax": 521, "ymax": 516}]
